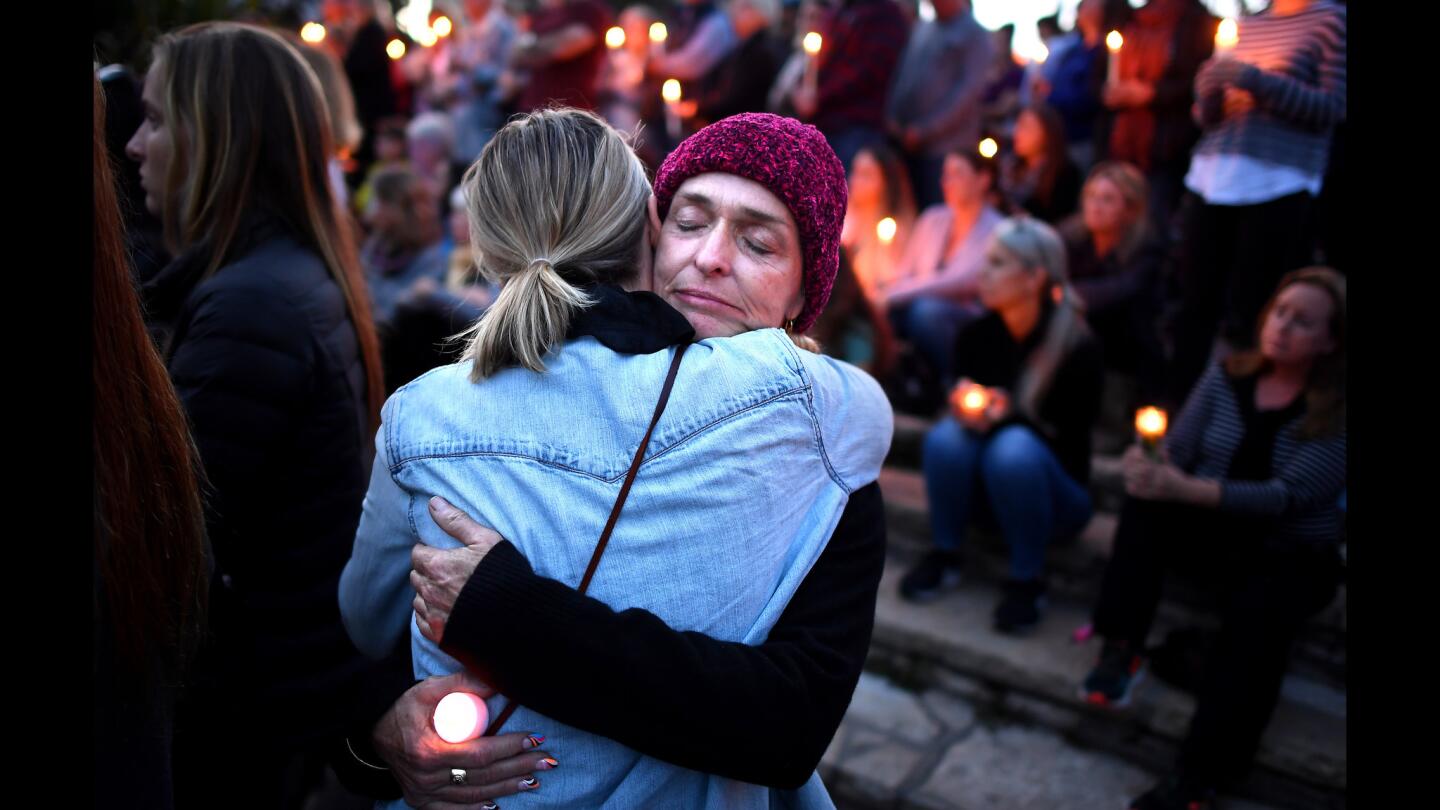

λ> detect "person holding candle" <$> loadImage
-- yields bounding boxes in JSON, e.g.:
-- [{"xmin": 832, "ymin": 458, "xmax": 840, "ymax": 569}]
[
  {"xmin": 899, "ymin": 217, "xmax": 1103, "ymax": 635},
  {"xmin": 1000, "ymin": 102, "xmax": 1083, "ymax": 225},
  {"xmin": 1081, "ymin": 267, "xmax": 1346, "ymax": 810},
  {"xmin": 339, "ymin": 110, "xmax": 892, "ymax": 809},
  {"xmin": 1060, "ymin": 160, "xmax": 1168, "ymax": 401},
  {"xmin": 787, "ymin": 0, "xmax": 909, "ymax": 172},
  {"xmin": 125, "ymin": 22, "xmax": 386, "ymax": 807},
  {"xmin": 682, "ymin": 0, "xmax": 786, "ymax": 131},
  {"xmin": 1033, "ymin": 0, "xmax": 1130, "ymax": 172},
  {"xmin": 882, "ymin": 145, "xmax": 1005, "ymax": 390},
  {"xmin": 1098, "ymin": 0, "xmax": 1216, "ymax": 240},
  {"xmin": 1166, "ymin": 0, "xmax": 1346, "ymax": 410},
  {"xmin": 841, "ymin": 142, "xmax": 918, "ymax": 301},
  {"xmin": 883, "ymin": 0, "xmax": 993, "ymax": 209},
  {"xmin": 644, "ymin": 0, "xmax": 738, "ymax": 87}
]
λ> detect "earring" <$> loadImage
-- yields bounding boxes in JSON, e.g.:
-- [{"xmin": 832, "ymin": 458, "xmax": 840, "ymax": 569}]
[{"xmin": 785, "ymin": 318, "xmax": 795, "ymax": 333}]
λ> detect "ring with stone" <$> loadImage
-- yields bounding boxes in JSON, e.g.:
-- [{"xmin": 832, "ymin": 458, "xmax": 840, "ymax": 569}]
[{"xmin": 450, "ymin": 768, "xmax": 468, "ymax": 785}]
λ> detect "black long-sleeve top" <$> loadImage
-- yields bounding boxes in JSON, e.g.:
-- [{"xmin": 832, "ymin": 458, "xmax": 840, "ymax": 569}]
[{"xmin": 950, "ymin": 303, "xmax": 1104, "ymax": 484}]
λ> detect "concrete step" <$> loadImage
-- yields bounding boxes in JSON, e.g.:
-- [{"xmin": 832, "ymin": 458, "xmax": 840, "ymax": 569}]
[
  {"xmin": 862, "ymin": 554, "xmax": 1347, "ymax": 807},
  {"xmin": 878, "ymin": 466, "xmax": 1348, "ymax": 688},
  {"xmin": 824, "ymin": 671, "xmax": 1292, "ymax": 810}
]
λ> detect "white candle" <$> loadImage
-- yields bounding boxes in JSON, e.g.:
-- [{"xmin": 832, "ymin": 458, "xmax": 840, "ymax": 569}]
[
  {"xmin": 1215, "ymin": 18, "xmax": 1238, "ymax": 54},
  {"xmin": 662, "ymin": 79, "xmax": 682, "ymax": 141},
  {"xmin": 1106, "ymin": 30, "xmax": 1123, "ymax": 86},
  {"xmin": 649, "ymin": 21, "xmax": 667, "ymax": 60},
  {"xmin": 433, "ymin": 692, "xmax": 489, "ymax": 744},
  {"xmin": 802, "ymin": 32, "xmax": 822, "ymax": 99}
]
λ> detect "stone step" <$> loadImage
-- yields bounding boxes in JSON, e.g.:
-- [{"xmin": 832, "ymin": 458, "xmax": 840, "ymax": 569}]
[
  {"xmin": 878, "ymin": 466, "xmax": 1348, "ymax": 687},
  {"xmin": 824, "ymin": 671, "xmax": 1292, "ymax": 810},
  {"xmin": 859, "ymin": 554, "xmax": 1347, "ymax": 807}
]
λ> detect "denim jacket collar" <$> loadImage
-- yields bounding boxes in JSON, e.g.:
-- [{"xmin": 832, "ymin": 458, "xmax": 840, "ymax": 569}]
[{"xmin": 567, "ymin": 284, "xmax": 696, "ymax": 355}]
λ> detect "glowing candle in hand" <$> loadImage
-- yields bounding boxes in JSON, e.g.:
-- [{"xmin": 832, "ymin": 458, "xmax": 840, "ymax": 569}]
[
  {"xmin": 433, "ymin": 16, "xmax": 453, "ymax": 37},
  {"xmin": 876, "ymin": 217, "xmax": 898, "ymax": 245},
  {"xmin": 606, "ymin": 26, "xmax": 626, "ymax": 49},
  {"xmin": 1215, "ymin": 18, "xmax": 1238, "ymax": 54},
  {"xmin": 1106, "ymin": 30, "xmax": 1123, "ymax": 86},
  {"xmin": 387, "ymin": 38, "xmax": 407, "ymax": 60},
  {"xmin": 434, "ymin": 692, "xmax": 489, "ymax": 744},
  {"xmin": 978, "ymin": 137, "xmax": 998, "ymax": 159},
  {"xmin": 957, "ymin": 383, "xmax": 991, "ymax": 420},
  {"xmin": 802, "ymin": 32, "xmax": 823, "ymax": 98},
  {"xmin": 662, "ymin": 79, "xmax": 683, "ymax": 140},
  {"xmin": 649, "ymin": 21, "xmax": 668, "ymax": 59},
  {"xmin": 1135, "ymin": 406, "xmax": 1168, "ymax": 458},
  {"xmin": 300, "ymin": 22, "xmax": 326, "ymax": 44}
]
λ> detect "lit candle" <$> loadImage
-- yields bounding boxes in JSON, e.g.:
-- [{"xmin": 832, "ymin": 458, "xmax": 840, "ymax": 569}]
[
  {"xmin": 606, "ymin": 26, "xmax": 626, "ymax": 50},
  {"xmin": 649, "ymin": 21, "xmax": 668, "ymax": 60},
  {"xmin": 1035, "ymin": 43, "xmax": 1049, "ymax": 64},
  {"xmin": 1215, "ymin": 18, "xmax": 1238, "ymax": 54},
  {"xmin": 433, "ymin": 15, "xmax": 453, "ymax": 37},
  {"xmin": 418, "ymin": 27, "xmax": 439, "ymax": 48},
  {"xmin": 387, "ymin": 38, "xmax": 407, "ymax": 60},
  {"xmin": 433, "ymin": 691, "xmax": 489, "ymax": 744},
  {"xmin": 876, "ymin": 217, "xmax": 897, "ymax": 246},
  {"xmin": 1105, "ymin": 30, "xmax": 1123, "ymax": 86},
  {"xmin": 662, "ymin": 79, "xmax": 682, "ymax": 141},
  {"xmin": 300, "ymin": 22, "xmax": 326, "ymax": 44},
  {"xmin": 1134, "ymin": 406, "xmax": 1168, "ymax": 459},
  {"xmin": 802, "ymin": 32, "xmax": 822, "ymax": 99},
  {"xmin": 978, "ymin": 137, "xmax": 998, "ymax": 159},
  {"xmin": 955, "ymin": 383, "xmax": 991, "ymax": 420}
]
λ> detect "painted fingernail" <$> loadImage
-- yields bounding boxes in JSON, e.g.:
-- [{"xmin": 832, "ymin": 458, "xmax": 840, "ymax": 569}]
[
  {"xmin": 519, "ymin": 776, "xmax": 540, "ymax": 790},
  {"xmin": 525, "ymin": 734, "xmax": 546, "ymax": 749},
  {"xmin": 538, "ymin": 757, "xmax": 559, "ymax": 770}
]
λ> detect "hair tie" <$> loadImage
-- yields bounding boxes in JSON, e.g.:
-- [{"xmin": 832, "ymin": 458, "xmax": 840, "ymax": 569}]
[{"xmin": 526, "ymin": 257, "xmax": 554, "ymax": 272}]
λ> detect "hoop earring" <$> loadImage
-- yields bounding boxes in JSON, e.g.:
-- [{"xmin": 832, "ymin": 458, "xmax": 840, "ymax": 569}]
[{"xmin": 785, "ymin": 318, "xmax": 795, "ymax": 333}]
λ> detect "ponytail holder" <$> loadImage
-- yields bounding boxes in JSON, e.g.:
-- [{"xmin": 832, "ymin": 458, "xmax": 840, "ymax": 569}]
[{"xmin": 526, "ymin": 257, "xmax": 554, "ymax": 271}]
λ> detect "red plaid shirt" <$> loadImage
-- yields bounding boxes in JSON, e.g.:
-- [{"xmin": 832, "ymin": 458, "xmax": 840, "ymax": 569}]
[{"xmin": 813, "ymin": 0, "xmax": 910, "ymax": 133}]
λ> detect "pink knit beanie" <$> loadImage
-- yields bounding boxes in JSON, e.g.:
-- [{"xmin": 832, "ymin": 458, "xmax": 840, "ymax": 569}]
[{"xmin": 653, "ymin": 113, "xmax": 847, "ymax": 334}]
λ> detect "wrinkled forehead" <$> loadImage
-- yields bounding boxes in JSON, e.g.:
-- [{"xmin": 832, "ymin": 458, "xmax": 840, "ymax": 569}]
[{"xmin": 670, "ymin": 172, "xmax": 798, "ymax": 235}]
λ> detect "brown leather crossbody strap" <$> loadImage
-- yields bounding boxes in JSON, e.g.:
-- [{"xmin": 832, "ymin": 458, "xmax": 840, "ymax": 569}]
[{"xmin": 483, "ymin": 342, "xmax": 690, "ymax": 737}]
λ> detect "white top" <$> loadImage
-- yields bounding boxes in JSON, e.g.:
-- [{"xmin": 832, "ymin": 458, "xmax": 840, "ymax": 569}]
[{"xmin": 1185, "ymin": 151, "xmax": 1322, "ymax": 206}]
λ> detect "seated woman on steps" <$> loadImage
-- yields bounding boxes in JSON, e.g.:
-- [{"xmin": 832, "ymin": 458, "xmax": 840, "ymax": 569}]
[
  {"xmin": 898, "ymin": 216, "xmax": 1103, "ymax": 636},
  {"xmin": 1081, "ymin": 267, "xmax": 1347, "ymax": 810}
]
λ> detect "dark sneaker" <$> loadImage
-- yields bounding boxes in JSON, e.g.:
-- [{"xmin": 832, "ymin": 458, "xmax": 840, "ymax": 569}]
[
  {"xmin": 1081, "ymin": 639, "xmax": 1145, "ymax": 708},
  {"xmin": 1128, "ymin": 772, "xmax": 1216, "ymax": 810},
  {"xmin": 993, "ymin": 578, "xmax": 1047, "ymax": 634},
  {"xmin": 899, "ymin": 550, "xmax": 964, "ymax": 602}
]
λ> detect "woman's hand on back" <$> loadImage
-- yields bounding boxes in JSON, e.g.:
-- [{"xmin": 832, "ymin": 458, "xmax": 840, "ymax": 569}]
[{"xmin": 411, "ymin": 497, "xmax": 507, "ymax": 644}]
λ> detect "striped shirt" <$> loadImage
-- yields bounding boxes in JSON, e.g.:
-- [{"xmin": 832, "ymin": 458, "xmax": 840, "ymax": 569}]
[
  {"xmin": 1165, "ymin": 362, "xmax": 1346, "ymax": 546},
  {"xmin": 1190, "ymin": 2, "xmax": 1346, "ymax": 182}
]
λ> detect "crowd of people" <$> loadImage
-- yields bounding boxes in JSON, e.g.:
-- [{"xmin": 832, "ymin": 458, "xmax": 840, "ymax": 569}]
[{"xmin": 93, "ymin": 2, "xmax": 1347, "ymax": 810}]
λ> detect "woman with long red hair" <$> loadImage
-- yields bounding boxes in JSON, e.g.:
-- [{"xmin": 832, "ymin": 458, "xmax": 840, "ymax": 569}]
[{"xmin": 93, "ymin": 70, "xmax": 208, "ymax": 810}]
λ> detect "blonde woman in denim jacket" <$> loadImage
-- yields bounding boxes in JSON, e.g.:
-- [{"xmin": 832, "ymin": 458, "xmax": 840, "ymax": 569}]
[{"xmin": 340, "ymin": 111, "xmax": 892, "ymax": 809}]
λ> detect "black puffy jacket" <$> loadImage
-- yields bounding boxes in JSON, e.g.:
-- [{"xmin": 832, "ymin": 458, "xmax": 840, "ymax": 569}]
[{"xmin": 144, "ymin": 223, "xmax": 373, "ymax": 752}]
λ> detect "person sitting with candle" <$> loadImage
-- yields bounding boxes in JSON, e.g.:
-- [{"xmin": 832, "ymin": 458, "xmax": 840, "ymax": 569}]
[
  {"xmin": 1000, "ymin": 102, "xmax": 1083, "ymax": 225},
  {"xmin": 1166, "ymin": 0, "xmax": 1346, "ymax": 410},
  {"xmin": 898, "ymin": 217, "xmax": 1103, "ymax": 635},
  {"xmin": 841, "ymin": 142, "xmax": 918, "ymax": 302},
  {"xmin": 882, "ymin": 146, "xmax": 1005, "ymax": 390},
  {"xmin": 339, "ymin": 110, "xmax": 893, "ymax": 809},
  {"xmin": 1080, "ymin": 267, "xmax": 1346, "ymax": 810},
  {"xmin": 1060, "ymin": 160, "xmax": 1168, "ymax": 401}
]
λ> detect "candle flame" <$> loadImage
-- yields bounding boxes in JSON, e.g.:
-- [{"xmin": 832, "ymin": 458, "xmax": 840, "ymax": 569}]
[
  {"xmin": 1106, "ymin": 30, "xmax": 1124, "ymax": 52},
  {"xmin": 649, "ymin": 22, "xmax": 668, "ymax": 43},
  {"xmin": 434, "ymin": 692, "xmax": 488, "ymax": 744},
  {"xmin": 433, "ymin": 15, "xmax": 453, "ymax": 37},
  {"xmin": 1216, "ymin": 18, "xmax": 1238, "ymax": 48},
  {"xmin": 1036, "ymin": 43, "xmax": 1049, "ymax": 64},
  {"xmin": 978, "ymin": 137, "xmax": 998, "ymax": 159},
  {"xmin": 662, "ymin": 79, "xmax": 682, "ymax": 104},
  {"xmin": 876, "ymin": 217, "xmax": 898, "ymax": 245},
  {"xmin": 417, "ymin": 27, "xmax": 439, "ymax": 47},
  {"xmin": 300, "ymin": 22, "xmax": 326, "ymax": 44},
  {"xmin": 803, "ymin": 32, "xmax": 823, "ymax": 55},
  {"xmin": 1135, "ymin": 407, "xmax": 1168, "ymax": 439},
  {"xmin": 962, "ymin": 388, "xmax": 987, "ymax": 412},
  {"xmin": 606, "ymin": 26, "xmax": 626, "ymax": 49},
  {"xmin": 386, "ymin": 38, "xmax": 407, "ymax": 60}
]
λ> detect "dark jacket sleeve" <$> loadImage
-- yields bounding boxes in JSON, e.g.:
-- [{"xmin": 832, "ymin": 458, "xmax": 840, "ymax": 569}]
[
  {"xmin": 439, "ymin": 482, "xmax": 888, "ymax": 789},
  {"xmin": 1073, "ymin": 237, "xmax": 1165, "ymax": 316},
  {"xmin": 330, "ymin": 637, "xmax": 416, "ymax": 799}
]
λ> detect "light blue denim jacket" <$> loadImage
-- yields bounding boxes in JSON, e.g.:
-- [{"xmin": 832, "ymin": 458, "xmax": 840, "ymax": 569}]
[{"xmin": 339, "ymin": 327, "xmax": 892, "ymax": 809}]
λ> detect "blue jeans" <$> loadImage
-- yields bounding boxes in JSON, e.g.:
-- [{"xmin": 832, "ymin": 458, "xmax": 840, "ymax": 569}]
[
  {"xmin": 922, "ymin": 420, "xmax": 1093, "ymax": 581},
  {"xmin": 889, "ymin": 296, "xmax": 984, "ymax": 388}
]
